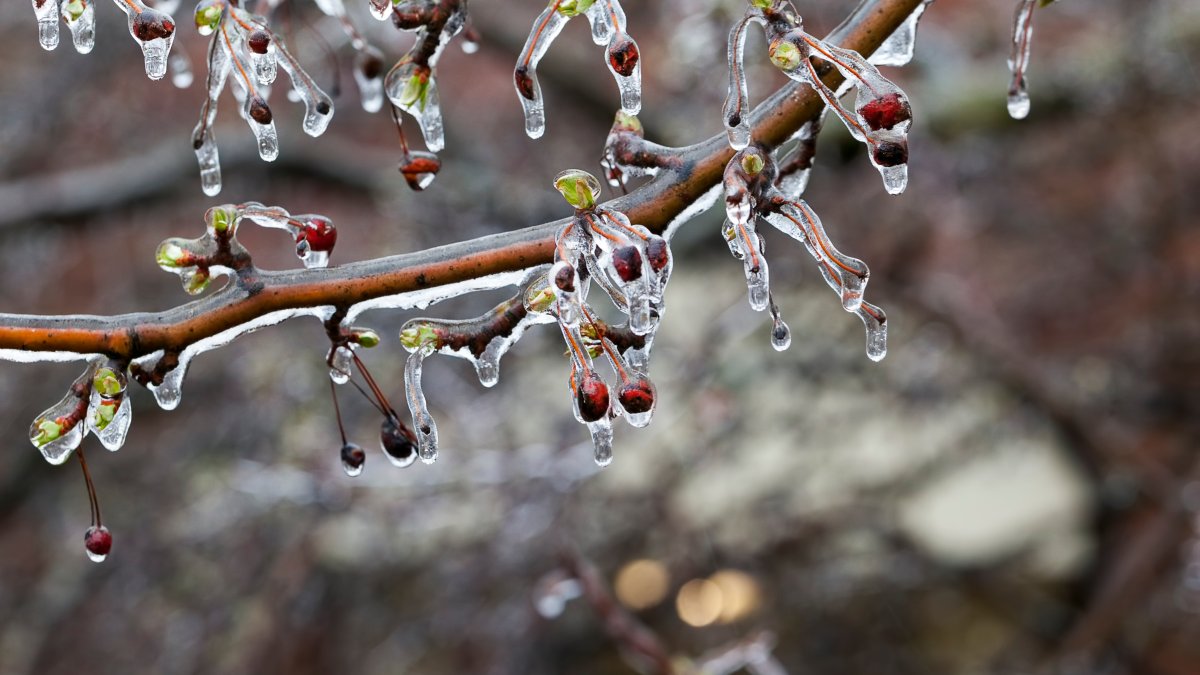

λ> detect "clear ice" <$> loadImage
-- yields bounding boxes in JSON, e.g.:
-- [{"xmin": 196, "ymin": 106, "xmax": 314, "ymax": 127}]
[{"xmin": 1008, "ymin": 0, "xmax": 1036, "ymax": 119}]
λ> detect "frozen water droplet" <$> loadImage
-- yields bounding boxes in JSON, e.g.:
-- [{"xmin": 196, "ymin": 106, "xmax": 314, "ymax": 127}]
[
  {"xmin": 84, "ymin": 525, "xmax": 111, "ymax": 563},
  {"xmin": 33, "ymin": 0, "xmax": 61, "ymax": 50},
  {"xmin": 28, "ymin": 367, "xmax": 94, "ymax": 465},
  {"xmin": 771, "ymin": 316, "xmax": 792, "ymax": 351},
  {"xmin": 880, "ymin": 163, "xmax": 908, "ymax": 195},
  {"xmin": 385, "ymin": 61, "xmax": 444, "ymax": 151},
  {"xmin": 380, "ymin": 415, "xmax": 418, "ymax": 468},
  {"xmin": 268, "ymin": 29, "xmax": 335, "ymax": 137},
  {"xmin": 1008, "ymin": 89, "xmax": 1030, "ymax": 119},
  {"xmin": 250, "ymin": 46, "xmax": 277, "ymax": 86},
  {"xmin": 367, "ymin": 0, "xmax": 391, "ymax": 21},
  {"xmin": 514, "ymin": 4, "xmax": 568, "ymax": 139},
  {"xmin": 124, "ymin": 7, "xmax": 176, "ymax": 81},
  {"xmin": 89, "ymin": 395, "xmax": 132, "ymax": 452},
  {"xmin": 354, "ymin": 48, "xmax": 385, "ymax": 113},
  {"xmin": 328, "ymin": 345, "xmax": 353, "ymax": 384},
  {"xmin": 149, "ymin": 359, "xmax": 188, "ymax": 410},
  {"xmin": 869, "ymin": 0, "xmax": 930, "ymax": 67},
  {"xmin": 342, "ymin": 459, "xmax": 363, "ymax": 477},
  {"xmin": 588, "ymin": 419, "xmax": 614, "ymax": 467}
]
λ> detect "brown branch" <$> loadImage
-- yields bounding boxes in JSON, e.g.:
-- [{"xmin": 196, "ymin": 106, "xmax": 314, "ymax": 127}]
[{"xmin": 0, "ymin": 0, "xmax": 923, "ymax": 362}]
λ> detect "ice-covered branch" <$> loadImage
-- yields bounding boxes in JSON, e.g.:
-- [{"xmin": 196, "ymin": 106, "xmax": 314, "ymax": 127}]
[{"xmin": 0, "ymin": 0, "xmax": 922, "ymax": 366}]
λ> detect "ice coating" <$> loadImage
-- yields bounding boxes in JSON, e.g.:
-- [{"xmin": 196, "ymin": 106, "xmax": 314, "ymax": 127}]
[
  {"xmin": 33, "ymin": 0, "xmax": 61, "ymax": 50},
  {"xmin": 89, "ymin": 392, "xmax": 132, "ymax": 451},
  {"xmin": 721, "ymin": 15, "xmax": 764, "ymax": 150},
  {"xmin": 28, "ymin": 367, "xmax": 96, "ymax": 465},
  {"xmin": 588, "ymin": 419, "xmax": 614, "ymax": 467},
  {"xmin": 248, "ymin": 40, "xmax": 277, "ymax": 86},
  {"xmin": 1008, "ymin": 0, "xmax": 1036, "ymax": 119},
  {"xmin": 328, "ymin": 344, "xmax": 354, "ymax": 384},
  {"xmin": 769, "ymin": 201, "xmax": 869, "ymax": 311},
  {"xmin": 113, "ymin": 1, "xmax": 177, "ymax": 80},
  {"xmin": 354, "ymin": 47, "xmax": 386, "ymax": 113},
  {"xmin": 869, "ymin": 0, "xmax": 931, "ymax": 67},
  {"xmin": 774, "ymin": 115, "xmax": 824, "ymax": 199},
  {"xmin": 403, "ymin": 348, "xmax": 439, "ymax": 464},
  {"xmin": 513, "ymin": 4, "xmax": 568, "ymax": 139},
  {"xmin": 516, "ymin": 0, "xmax": 639, "ymax": 137},
  {"xmin": 263, "ymin": 21, "xmax": 334, "ymax": 137},
  {"xmin": 237, "ymin": 203, "xmax": 337, "ymax": 269},
  {"xmin": 62, "ymin": 0, "xmax": 96, "ymax": 54},
  {"xmin": 367, "ymin": 0, "xmax": 392, "ymax": 22},
  {"xmin": 385, "ymin": 61, "xmax": 444, "ymax": 153},
  {"xmin": 192, "ymin": 35, "xmax": 231, "ymax": 196}
]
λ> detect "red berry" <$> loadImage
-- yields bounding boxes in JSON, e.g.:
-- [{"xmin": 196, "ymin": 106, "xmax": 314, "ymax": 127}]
[
  {"xmin": 858, "ymin": 93, "xmax": 910, "ymax": 131},
  {"xmin": 84, "ymin": 525, "xmax": 112, "ymax": 560},
  {"xmin": 576, "ymin": 372, "xmax": 610, "ymax": 423},
  {"xmin": 611, "ymin": 245, "xmax": 643, "ymax": 282},
  {"xmin": 607, "ymin": 33, "xmax": 640, "ymax": 78},
  {"xmin": 618, "ymin": 378, "xmax": 654, "ymax": 414},
  {"xmin": 132, "ymin": 10, "xmax": 174, "ymax": 41},
  {"xmin": 297, "ymin": 217, "xmax": 337, "ymax": 252},
  {"xmin": 400, "ymin": 152, "xmax": 441, "ymax": 191},
  {"xmin": 645, "ymin": 236, "xmax": 669, "ymax": 272},
  {"xmin": 247, "ymin": 30, "xmax": 271, "ymax": 55}
]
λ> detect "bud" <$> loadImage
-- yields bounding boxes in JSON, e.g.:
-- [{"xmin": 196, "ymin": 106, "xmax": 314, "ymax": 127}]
[
  {"xmin": 31, "ymin": 418, "xmax": 65, "ymax": 447},
  {"xmin": 400, "ymin": 322, "xmax": 439, "ymax": 351},
  {"xmin": 155, "ymin": 238, "xmax": 192, "ymax": 270},
  {"xmin": 205, "ymin": 205, "xmax": 237, "ymax": 235},
  {"xmin": 576, "ymin": 371, "xmax": 610, "ymax": 423},
  {"xmin": 554, "ymin": 169, "xmax": 601, "ymax": 210},
  {"xmin": 380, "ymin": 416, "xmax": 417, "ymax": 466},
  {"xmin": 611, "ymin": 245, "xmax": 643, "ymax": 282},
  {"xmin": 350, "ymin": 328, "xmax": 380, "ymax": 348},
  {"xmin": 194, "ymin": 0, "xmax": 223, "ymax": 36},
  {"xmin": 645, "ymin": 236, "xmax": 670, "ymax": 272},
  {"xmin": 248, "ymin": 96, "xmax": 273, "ymax": 125},
  {"xmin": 93, "ymin": 368, "xmax": 124, "ymax": 398},
  {"xmin": 858, "ymin": 92, "xmax": 911, "ymax": 131},
  {"xmin": 297, "ymin": 216, "xmax": 337, "ymax": 252},
  {"xmin": 768, "ymin": 39, "xmax": 802, "ymax": 71},
  {"xmin": 132, "ymin": 9, "xmax": 175, "ymax": 42},
  {"xmin": 553, "ymin": 262, "xmax": 576, "ymax": 293},
  {"xmin": 618, "ymin": 377, "xmax": 655, "ymax": 415},
  {"xmin": 872, "ymin": 141, "xmax": 908, "ymax": 167},
  {"xmin": 607, "ymin": 33, "xmax": 640, "ymax": 78},
  {"xmin": 740, "ymin": 150, "xmax": 765, "ymax": 175},
  {"xmin": 62, "ymin": 0, "xmax": 84, "ymax": 21},
  {"xmin": 557, "ymin": 0, "xmax": 596, "ymax": 17},
  {"xmin": 612, "ymin": 110, "xmax": 643, "ymax": 136},
  {"xmin": 84, "ymin": 525, "xmax": 112, "ymax": 562}
]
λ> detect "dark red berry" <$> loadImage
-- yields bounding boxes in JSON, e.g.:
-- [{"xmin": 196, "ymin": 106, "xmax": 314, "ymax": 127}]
[
  {"xmin": 618, "ymin": 378, "xmax": 654, "ymax": 414},
  {"xmin": 645, "ymin": 236, "xmax": 669, "ymax": 272},
  {"xmin": 872, "ymin": 141, "xmax": 908, "ymax": 167},
  {"xmin": 400, "ymin": 152, "xmax": 441, "ymax": 191},
  {"xmin": 576, "ymin": 372, "xmax": 610, "ymax": 423},
  {"xmin": 607, "ymin": 33, "xmax": 640, "ymax": 78},
  {"xmin": 514, "ymin": 66, "xmax": 536, "ymax": 101},
  {"xmin": 297, "ymin": 217, "xmax": 337, "ymax": 252},
  {"xmin": 341, "ymin": 442, "xmax": 366, "ymax": 469},
  {"xmin": 248, "ymin": 96, "xmax": 273, "ymax": 125},
  {"xmin": 381, "ymin": 416, "xmax": 416, "ymax": 461},
  {"xmin": 316, "ymin": 100, "xmax": 331, "ymax": 116},
  {"xmin": 84, "ymin": 526, "xmax": 112, "ymax": 558},
  {"xmin": 554, "ymin": 264, "xmax": 576, "ymax": 293},
  {"xmin": 858, "ymin": 93, "xmax": 910, "ymax": 131},
  {"xmin": 611, "ymin": 245, "xmax": 643, "ymax": 282},
  {"xmin": 132, "ymin": 10, "xmax": 175, "ymax": 41},
  {"xmin": 247, "ymin": 30, "xmax": 271, "ymax": 54}
]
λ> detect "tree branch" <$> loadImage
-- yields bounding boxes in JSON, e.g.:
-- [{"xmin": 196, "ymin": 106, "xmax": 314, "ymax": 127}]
[{"xmin": 0, "ymin": 0, "xmax": 922, "ymax": 362}]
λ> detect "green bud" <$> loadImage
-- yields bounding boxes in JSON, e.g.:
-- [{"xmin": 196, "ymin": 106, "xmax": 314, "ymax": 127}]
[
  {"xmin": 206, "ymin": 205, "xmax": 237, "ymax": 234},
  {"xmin": 740, "ymin": 151, "xmax": 765, "ymax": 175},
  {"xmin": 182, "ymin": 269, "xmax": 211, "ymax": 296},
  {"xmin": 194, "ymin": 1, "xmax": 223, "ymax": 35},
  {"xmin": 525, "ymin": 286, "xmax": 556, "ymax": 314},
  {"xmin": 93, "ymin": 401, "xmax": 117, "ymax": 431},
  {"xmin": 352, "ymin": 328, "xmax": 381, "ymax": 348},
  {"xmin": 769, "ymin": 39, "xmax": 802, "ymax": 71},
  {"xmin": 556, "ymin": 0, "xmax": 596, "ymax": 17},
  {"xmin": 554, "ymin": 169, "xmax": 601, "ymax": 210},
  {"xmin": 93, "ymin": 368, "xmax": 124, "ymax": 398},
  {"xmin": 32, "ymin": 418, "xmax": 63, "ymax": 447},
  {"xmin": 398, "ymin": 70, "xmax": 431, "ymax": 112},
  {"xmin": 750, "ymin": 0, "xmax": 773, "ymax": 9},
  {"xmin": 155, "ymin": 239, "xmax": 191, "ymax": 270},
  {"xmin": 63, "ymin": 0, "xmax": 85, "ymax": 21},
  {"xmin": 400, "ymin": 323, "xmax": 439, "ymax": 351}
]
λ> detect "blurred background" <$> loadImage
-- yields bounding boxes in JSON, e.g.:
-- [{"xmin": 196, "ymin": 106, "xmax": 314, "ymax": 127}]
[{"xmin": 1, "ymin": 0, "xmax": 1198, "ymax": 673}]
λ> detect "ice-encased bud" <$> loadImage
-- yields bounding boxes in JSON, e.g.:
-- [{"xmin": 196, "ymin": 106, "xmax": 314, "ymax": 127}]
[
  {"xmin": 557, "ymin": 0, "xmax": 596, "ymax": 17},
  {"xmin": 768, "ymin": 38, "xmax": 802, "ymax": 71},
  {"xmin": 380, "ymin": 415, "xmax": 417, "ymax": 468},
  {"xmin": 354, "ymin": 46, "xmax": 386, "ymax": 113},
  {"xmin": 128, "ymin": 8, "xmax": 177, "ymax": 80},
  {"xmin": 399, "ymin": 322, "xmax": 439, "ymax": 352},
  {"xmin": 194, "ymin": 0, "xmax": 222, "ymax": 35},
  {"xmin": 61, "ymin": 0, "xmax": 95, "ymax": 54},
  {"xmin": 385, "ymin": 61, "xmax": 444, "ymax": 152},
  {"xmin": 34, "ymin": 0, "xmax": 61, "ymax": 50},
  {"xmin": 554, "ymin": 170, "xmax": 601, "ymax": 210},
  {"xmin": 29, "ymin": 370, "xmax": 92, "ymax": 464},
  {"xmin": 574, "ymin": 370, "xmax": 610, "ymax": 423},
  {"xmin": 294, "ymin": 216, "xmax": 336, "ymax": 269},
  {"xmin": 399, "ymin": 152, "xmax": 441, "ymax": 191},
  {"xmin": 340, "ymin": 442, "xmax": 366, "ymax": 476},
  {"xmin": 617, "ymin": 374, "xmax": 655, "ymax": 427}
]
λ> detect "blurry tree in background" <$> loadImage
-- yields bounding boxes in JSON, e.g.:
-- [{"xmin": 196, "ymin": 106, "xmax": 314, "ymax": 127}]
[{"xmin": 1, "ymin": 0, "xmax": 1199, "ymax": 674}]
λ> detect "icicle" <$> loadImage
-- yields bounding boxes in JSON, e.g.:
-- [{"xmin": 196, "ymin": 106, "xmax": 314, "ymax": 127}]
[
  {"xmin": 768, "ymin": 201, "xmax": 868, "ymax": 311},
  {"xmin": 116, "ymin": 3, "xmax": 177, "ymax": 80},
  {"xmin": 775, "ymin": 114, "xmax": 823, "ymax": 199},
  {"xmin": 269, "ymin": 28, "xmax": 334, "ymax": 137},
  {"xmin": 169, "ymin": 49, "xmax": 194, "ymax": 88},
  {"xmin": 367, "ymin": 0, "xmax": 391, "ymax": 22},
  {"xmin": 192, "ymin": 36, "xmax": 230, "ymax": 195},
  {"xmin": 33, "ymin": 0, "xmax": 61, "ymax": 51},
  {"xmin": 61, "ymin": 0, "xmax": 96, "ymax": 54},
  {"xmin": 247, "ymin": 33, "xmax": 278, "ymax": 86},
  {"xmin": 513, "ymin": 4, "xmax": 569, "ymax": 138},
  {"xmin": 588, "ymin": 419, "xmax": 614, "ymax": 467},
  {"xmin": 403, "ymin": 348, "xmax": 439, "ymax": 464},
  {"xmin": 857, "ymin": 300, "xmax": 888, "ymax": 361},
  {"xmin": 328, "ymin": 345, "xmax": 354, "ymax": 384},
  {"xmin": 722, "ymin": 16, "xmax": 761, "ymax": 150},
  {"xmin": 355, "ymin": 47, "xmax": 386, "ymax": 113},
  {"xmin": 605, "ymin": 31, "xmax": 641, "ymax": 114},
  {"xmin": 148, "ymin": 356, "xmax": 189, "ymax": 410},
  {"xmin": 583, "ymin": 0, "xmax": 623, "ymax": 45},
  {"xmin": 1008, "ymin": 0, "xmax": 1036, "ymax": 119},
  {"xmin": 869, "ymin": 0, "xmax": 931, "ymax": 67},
  {"xmin": 603, "ymin": 339, "xmax": 655, "ymax": 428}
]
